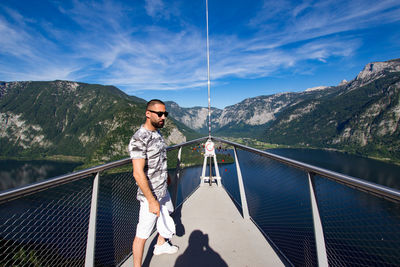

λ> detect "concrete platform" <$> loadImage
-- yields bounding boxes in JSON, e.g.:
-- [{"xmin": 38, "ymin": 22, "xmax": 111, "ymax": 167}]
[{"xmin": 122, "ymin": 185, "xmax": 284, "ymax": 267}]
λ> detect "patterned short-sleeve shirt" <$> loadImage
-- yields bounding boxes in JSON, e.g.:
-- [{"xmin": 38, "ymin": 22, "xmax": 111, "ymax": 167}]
[{"xmin": 128, "ymin": 126, "xmax": 168, "ymax": 201}]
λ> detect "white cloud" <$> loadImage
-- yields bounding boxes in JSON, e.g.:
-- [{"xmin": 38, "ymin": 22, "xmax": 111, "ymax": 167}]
[
  {"xmin": 199, "ymin": 28, "xmax": 360, "ymax": 81},
  {"xmin": 145, "ymin": 0, "xmax": 166, "ymax": 19},
  {"xmin": 0, "ymin": 67, "xmax": 79, "ymax": 81},
  {"xmin": 0, "ymin": 7, "xmax": 79, "ymax": 81},
  {"xmin": 0, "ymin": 0, "xmax": 398, "ymax": 91},
  {"xmin": 144, "ymin": 0, "xmax": 180, "ymax": 20},
  {"xmin": 95, "ymin": 27, "xmax": 207, "ymax": 90},
  {"xmin": 0, "ymin": 11, "xmax": 37, "ymax": 59},
  {"xmin": 251, "ymin": 0, "xmax": 400, "ymax": 43},
  {"xmin": 58, "ymin": 0, "xmax": 127, "ymax": 32}
]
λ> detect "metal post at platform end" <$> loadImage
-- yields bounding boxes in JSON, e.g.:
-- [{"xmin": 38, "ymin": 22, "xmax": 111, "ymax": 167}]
[
  {"xmin": 200, "ymin": 154, "xmax": 208, "ymax": 186},
  {"xmin": 308, "ymin": 172, "xmax": 328, "ymax": 267},
  {"xmin": 85, "ymin": 172, "xmax": 100, "ymax": 267},
  {"xmin": 209, "ymin": 156, "xmax": 213, "ymax": 186},
  {"xmin": 233, "ymin": 146, "xmax": 250, "ymax": 220},
  {"xmin": 213, "ymin": 154, "xmax": 222, "ymax": 187},
  {"xmin": 173, "ymin": 147, "xmax": 182, "ymax": 207}
]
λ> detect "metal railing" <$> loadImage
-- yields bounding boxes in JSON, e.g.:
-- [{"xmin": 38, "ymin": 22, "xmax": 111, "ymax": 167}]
[
  {"xmin": 1, "ymin": 136, "xmax": 400, "ymax": 266},
  {"xmin": 212, "ymin": 137, "xmax": 400, "ymax": 266},
  {"xmin": 0, "ymin": 137, "xmax": 207, "ymax": 267}
]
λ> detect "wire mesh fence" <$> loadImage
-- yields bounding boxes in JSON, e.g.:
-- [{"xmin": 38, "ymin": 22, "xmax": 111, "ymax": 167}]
[
  {"xmin": 0, "ymin": 176, "xmax": 94, "ymax": 266},
  {"xmin": 0, "ymin": 139, "xmax": 206, "ymax": 267},
  {"xmin": 2, "ymin": 137, "xmax": 400, "ymax": 267},
  {"xmin": 233, "ymin": 148, "xmax": 317, "ymax": 266},
  {"xmin": 314, "ymin": 174, "xmax": 400, "ymax": 266},
  {"xmin": 168, "ymin": 145, "xmax": 203, "ymax": 208},
  {"xmin": 217, "ymin": 145, "xmax": 241, "ymax": 209},
  {"xmin": 217, "ymin": 139, "xmax": 400, "ymax": 267},
  {"xmin": 94, "ymin": 168, "xmax": 138, "ymax": 266}
]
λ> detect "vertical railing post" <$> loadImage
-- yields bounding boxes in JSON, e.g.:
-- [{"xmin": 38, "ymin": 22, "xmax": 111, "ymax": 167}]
[
  {"xmin": 201, "ymin": 156, "xmax": 207, "ymax": 178},
  {"xmin": 213, "ymin": 154, "xmax": 221, "ymax": 178},
  {"xmin": 85, "ymin": 172, "xmax": 100, "ymax": 267},
  {"xmin": 209, "ymin": 156, "xmax": 213, "ymax": 185},
  {"xmin": 200, "ymin": 152, "xmax": 208, "ymax": 186},
  {"xmin": 212, "ymin": 154, "xmax": 222, "ymax": 187},
  {"xmin": 308, "ymin": 172, "xmax": 328, "ymax": 266},
  {"xmin": 233, "ymin": 146, "xmax": 250, "ymax": 220},
  {"xmin": 173, "ymin": 146, "xmax": 182, "ymax": 207}
]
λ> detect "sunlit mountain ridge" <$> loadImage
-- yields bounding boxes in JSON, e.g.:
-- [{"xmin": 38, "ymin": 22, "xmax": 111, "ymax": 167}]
[{"xmin": 1, "ymin": 58, "xmax": 399, "ymax": 163}]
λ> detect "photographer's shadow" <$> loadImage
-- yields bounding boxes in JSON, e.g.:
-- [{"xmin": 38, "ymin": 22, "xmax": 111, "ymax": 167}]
[{"xmin": 175, "ymin": 230, "xmax": 228, "ymax": 267}]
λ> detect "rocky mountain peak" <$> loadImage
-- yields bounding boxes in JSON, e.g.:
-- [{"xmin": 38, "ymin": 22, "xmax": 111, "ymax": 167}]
[
  {"xmin": 52, "ymin": 80, "xmax": 80, "ymax": 92},
  {"xmin": 356, "ymin": 59, "xmax": 400, "ymax": 80},
  {"xmin": 0, "ymin": 81, "xmax": 31, "ymax": 99},
  {"xmin": 305, "ymin": 86, "xmax": 328, "ymax": 92}
]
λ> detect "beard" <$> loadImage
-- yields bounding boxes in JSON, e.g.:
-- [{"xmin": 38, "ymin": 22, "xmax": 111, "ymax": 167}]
[{"xmin": 151, "ymin": 119, "xmax": 164, "ymax": 129}]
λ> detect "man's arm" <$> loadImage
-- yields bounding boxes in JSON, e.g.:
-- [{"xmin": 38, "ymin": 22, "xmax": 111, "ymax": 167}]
[{"xmin": 132, "ymin": 158, "xmax": 160, "ymax": 217}]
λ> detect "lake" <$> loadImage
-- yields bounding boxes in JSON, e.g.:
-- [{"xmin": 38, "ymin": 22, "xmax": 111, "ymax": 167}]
[
  {"xmin": 217, "ymin": 147, "xmax": 400, "ymax": 266},
  {"xmin": 1, "ymin": 148, "xmax": 399, "ymax": 193},
  {"xmin": 0, "ymin": 159, "xmax": 82, "ymax": 192},
  {"xmin": 268, "ymin": 148, "xmax": 400, "ymax": 190},
  {"xmin": 1, "ymin": 148, "xmax": 399, "ymax": 266}
]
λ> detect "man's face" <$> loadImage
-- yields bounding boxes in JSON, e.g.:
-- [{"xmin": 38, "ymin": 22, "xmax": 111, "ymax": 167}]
[{"xmin": 146, "ymin": 103, "xmax": 167, "ymax": 129}]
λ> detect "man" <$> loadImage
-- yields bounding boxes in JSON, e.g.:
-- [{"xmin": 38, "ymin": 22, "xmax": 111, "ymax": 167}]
[{"xmin": 128, "ymin": 99, "xmax": 178, "ymax": 267}]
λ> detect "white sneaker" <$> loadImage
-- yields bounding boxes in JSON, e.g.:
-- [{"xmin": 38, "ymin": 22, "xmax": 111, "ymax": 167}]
[{"xmin": 153, "ymin": 241, "xmax": 179, "ymax": 255}]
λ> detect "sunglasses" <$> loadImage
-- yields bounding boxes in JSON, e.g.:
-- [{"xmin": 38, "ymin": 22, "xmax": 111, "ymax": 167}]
[{"xmin": 148, "ymin": 110, "xmax": 169, "ymax": 117}]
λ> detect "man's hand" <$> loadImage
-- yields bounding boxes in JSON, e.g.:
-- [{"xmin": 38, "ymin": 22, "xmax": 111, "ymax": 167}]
[
  {"xmin": 132, "ymin": 158, "xmax": 161, "ymax": 217},
  {"xmin": 167, "ymin": 173, "xmax": 172, "ymax": 186},
  {"xmin": 148, "ymin": 198, "xmax": 160, "ymax": 217}
]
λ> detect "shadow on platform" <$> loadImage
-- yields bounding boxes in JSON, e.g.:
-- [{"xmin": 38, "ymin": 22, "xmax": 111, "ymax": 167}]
[
  {"xmin": 141, "ymin": 203, "xmax": 227, "ymax": 267},
  {"xmin": 175, "ymin": 230, "xmax": 228, "ymax": 267}
]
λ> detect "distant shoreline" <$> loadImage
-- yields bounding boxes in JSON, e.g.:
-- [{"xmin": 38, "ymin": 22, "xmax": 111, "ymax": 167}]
[
  {"xmin": 220, "ymin": 136, "xmax": 400, "ymax": 166},
  {"xmin": 267, "ymin": 146, "xmax": 400, "ymax": 166},
  {"xmin": 0, "ymin": 155, "xmax": 84, "ymax": 164},
  {"xmin": 1, "ymin": 142, "xmax": 399, "ymax": 170}
]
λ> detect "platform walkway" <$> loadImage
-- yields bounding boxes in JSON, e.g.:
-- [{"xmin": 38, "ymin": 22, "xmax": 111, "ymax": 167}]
[{"xmin": 122, "ymin": 185, "xmax": 284, "ymax": 267}]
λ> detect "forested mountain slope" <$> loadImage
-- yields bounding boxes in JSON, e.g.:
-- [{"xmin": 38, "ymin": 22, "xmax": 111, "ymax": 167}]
[
  {"xmin": 168, "ymin": 59, "xmax": 400, "ymax": 161},
  {"xmin": 0, "ymin": 81, "xmax": 196, "ymax": 164}
]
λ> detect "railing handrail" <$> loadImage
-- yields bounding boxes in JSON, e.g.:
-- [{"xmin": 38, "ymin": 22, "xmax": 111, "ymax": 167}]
[
  {"xmin": 2, "ymin": 135, "xmax": 399, "ymax": 204},
  {"xmin": 167, "ymin": 136, "xmax": 209, "ymax": 151},
  {"xmin": 0, "ymin": 137, "xmax": 209, "ymax": 204},
  {"xmin": 212, "ymin": 136, "xmax": 400, "ymax": 202},
  {"xmin": 0, "ymin": 157, "xmax": 131, "ymax": 204}
]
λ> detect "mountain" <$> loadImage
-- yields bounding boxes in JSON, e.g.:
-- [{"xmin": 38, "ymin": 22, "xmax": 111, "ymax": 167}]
[
  {"xmin": 168, "ymin": 88, "xmax": 337, "ymax": 138},
  {"xmin": 165, "ymin": 101, "xmax": 222, "ymax": 135},
  {"xmin": 2, "ymin": 58, "xmax": 399, "ymax": 164},
  {"xmin": 167, "ymin": 58, "xmax": 400, "ymax": 162},
  {"xmin": 263, "ymin": 59, "xmax": 400, "ymax": 160},
  {"xmin": 0, "ymin": 80, "xmax": 196, "ymax": 165}
]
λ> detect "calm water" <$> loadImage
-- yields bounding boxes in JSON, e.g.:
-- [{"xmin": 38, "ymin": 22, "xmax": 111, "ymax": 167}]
[
  {"xmin": 218, "ymin": 148, "xmax": 400, "ymax": 266},
  {"xmin": 268, "ymin": 148, "xmax": 400, "ymax": 190},
  {"xmin": 1, "ymin": 149, "xmax": 400, "ymax": 265},
  {"xmin": 0, "ymin": 159, "xmax": 82, "ymax": 192},
  {"xmin": 2, "ymin": 148, "xmax": 398, "ymax": 193}
]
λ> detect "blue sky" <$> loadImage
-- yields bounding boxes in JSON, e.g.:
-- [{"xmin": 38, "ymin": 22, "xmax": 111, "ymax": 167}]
[{"xmin": 1, "ymin": 0, "xmax": 400, "ymax": 109}]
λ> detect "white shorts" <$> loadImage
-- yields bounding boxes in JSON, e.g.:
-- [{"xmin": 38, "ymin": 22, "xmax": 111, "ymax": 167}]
[{"xmin": 136, "ymin": 191, "xmax": 175, "ymax": 239}]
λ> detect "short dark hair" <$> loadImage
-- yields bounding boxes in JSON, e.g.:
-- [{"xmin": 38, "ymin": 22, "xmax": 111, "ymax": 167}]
[{"xmin": 146, "ymin": 99, "xmax": 165, "ymax": 110}]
